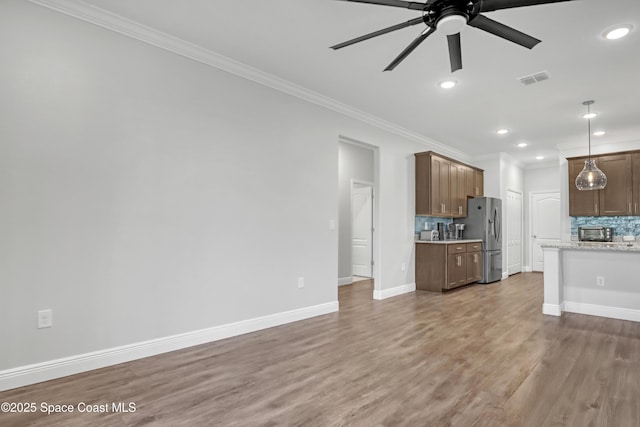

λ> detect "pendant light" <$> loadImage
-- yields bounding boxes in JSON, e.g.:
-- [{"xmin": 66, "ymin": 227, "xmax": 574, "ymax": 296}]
[{"xmin": 575, "ymin": 100, "xmax": 607, "ymax": 191}]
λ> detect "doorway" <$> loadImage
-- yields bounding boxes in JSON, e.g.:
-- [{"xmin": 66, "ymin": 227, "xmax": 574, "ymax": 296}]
[
  {"xmin": 337, "ymin": 139, "xmax": 377, "ymax": 291},
  {"xmin": 530, "ymin": 191, "xmax": 561, "ymax": 272},
  {"xmin": 351, "ymin": 181, "xmax": 373, "ymax": 278},
  {"xmin": 507, "ymin": 189, "xmax": 523, "ymax": 275}
]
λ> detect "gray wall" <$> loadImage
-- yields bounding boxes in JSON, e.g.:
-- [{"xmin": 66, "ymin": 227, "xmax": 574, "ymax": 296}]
[
  {"xmin": 0, "ymin": 0, "xmax": 437, "ymax": 374},
  {"xmin": 338, "ymin": 142, "xmax": 374, "ymax": 281}
]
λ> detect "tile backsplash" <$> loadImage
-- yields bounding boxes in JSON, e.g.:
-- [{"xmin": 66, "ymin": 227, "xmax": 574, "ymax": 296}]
[
  {"xmin": 415, "ymin": 216, "xmax": 453, "ymax": 234},
  {"xmin": 571, "ymin": 216, "xmax": 640, "ymax": 236}
]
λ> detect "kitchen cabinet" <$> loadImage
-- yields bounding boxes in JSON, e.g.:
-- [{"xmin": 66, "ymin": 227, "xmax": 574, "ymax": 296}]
[
  {"xmin": 633, "ymin": 153, "xmax": 640, "ymax": 215},
  {"xmin": 598, "ymin": 154, "xmax": 632, "ymax": 216},
  {"xmin": 415, "ymin": 241, "xmax": 483, "ymax": 292},
  {"xmin": 568, "ymin": 151, "xmax": 635, "ymax": 216},
  {"xmin": 568, "ymin": 158, "xmax": 599, "ymax": 216},
  {"xmin": 466, "ymin": 167, "xmax": 484, "ymax": 198},
  {"xmin": 466, "ymin": 242, "xmax": 483, "ymax": 283},
  {"xmin": 415, "ymin": 151, "xmax": 484, "ymax": 218}
]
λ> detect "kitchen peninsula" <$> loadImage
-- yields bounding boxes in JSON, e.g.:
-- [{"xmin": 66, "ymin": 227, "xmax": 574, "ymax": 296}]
[{"xmin": 542, "ymin": 242, "xmax": 640, "ymax": 322}]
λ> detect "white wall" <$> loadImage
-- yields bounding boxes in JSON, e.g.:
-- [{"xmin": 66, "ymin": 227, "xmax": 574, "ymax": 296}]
[
  {"xmin": 338, "ymin": 141, "xmax": 374, "ymax": 281},
  {"xmin": 0, "ymin": 0, "xmax": 437, "ymax": 382}
]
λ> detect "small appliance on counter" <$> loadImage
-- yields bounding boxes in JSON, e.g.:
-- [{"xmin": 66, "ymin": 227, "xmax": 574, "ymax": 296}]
[
  {"xmin": 578, "ymin": 226, "xmax": 613, "ymax": 242},
  {"xmin": 420, "ymin": 230, "xmax": 439, "ymax": 241},
  {"xmin": 444, "ymin": 223, "xmax": 465, "ymax": 240}
]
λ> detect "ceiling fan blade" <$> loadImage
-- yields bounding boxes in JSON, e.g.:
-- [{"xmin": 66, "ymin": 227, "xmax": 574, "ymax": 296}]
[
  {"xmin": 384, "ymin": 27, "xmax": 435, "ymax": 71},
  {"xmin": 447, "ymin": 33, "xmax": 462, "ymax": 72},
  {"xmin": 479, "ymin": 0, "xmax": 573, "ymax": 13},
  {"xmin": 331, "ymin": 17, "xmax": 425, "ymax": 50},
  {"xmin": 335, "ymin": 0, "xmax": 425, "ymax": 11},
  {"xmin": 468, "ymin": 14, "xmax": 541, "ymax": 49}
]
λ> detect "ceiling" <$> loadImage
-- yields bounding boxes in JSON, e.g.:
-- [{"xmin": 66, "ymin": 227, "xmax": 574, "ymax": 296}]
[{"xmin": 76, "ymin": 0, "xmax": 640, "ymax": 165}]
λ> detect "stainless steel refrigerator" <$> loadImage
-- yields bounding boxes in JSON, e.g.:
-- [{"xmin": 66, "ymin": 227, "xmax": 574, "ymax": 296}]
[{"xmin": 455, "ymin": 197, "xmax": 502, "ymax": 283}]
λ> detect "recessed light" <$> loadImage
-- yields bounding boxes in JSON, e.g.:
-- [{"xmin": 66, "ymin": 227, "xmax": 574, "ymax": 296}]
[
  {"xmin": 496, "ymin": 129, "xmax": 509, "ymax": 135},
  {"xmin": 536, "ymin": 156, "xmax": 545, "ymax": 160},
  {"xmin": 593, "ymin": 131, "xmax": 606, "ymax": 137},
  {"xmin": 582, "ymin": 112, "xmax": 597, "ymax": 119},
  {"xmin": 517, "ymin": 142, "xmax": 528, "ymax": 148},
  {"xmin": 604, "ymin": 25, "xmax": 633, "ymax": 40},
  {"xmin": 439, "ymin": 79, "xmax": 457, "ymax": 89}
]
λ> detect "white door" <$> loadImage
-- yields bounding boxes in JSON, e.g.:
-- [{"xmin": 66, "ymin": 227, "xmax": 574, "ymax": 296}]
[
  {"xmin": 352, "ymin": 184, "xmax": 373, "ymax": 277},
  {"xmin": 531, "ymin": 192, "xmax": 561, "ymax": 272},
  {"xmin": 507, "ymin": 190, "xmax": 523, "ymax": 275}
]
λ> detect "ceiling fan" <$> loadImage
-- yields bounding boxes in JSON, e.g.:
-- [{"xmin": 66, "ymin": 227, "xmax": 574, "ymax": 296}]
[{"xmin": 331, "ymin": 0, "xmax": 574, "ymax": 72}]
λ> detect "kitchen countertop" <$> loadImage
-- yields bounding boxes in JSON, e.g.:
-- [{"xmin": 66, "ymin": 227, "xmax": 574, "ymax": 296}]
[
  {"xmin": 542, "ymin": 241, "xmax": 640, "ymax": 252},
  {"xmin": 415, "ymin": 239, "xmax": 482, "ymax": 244}
]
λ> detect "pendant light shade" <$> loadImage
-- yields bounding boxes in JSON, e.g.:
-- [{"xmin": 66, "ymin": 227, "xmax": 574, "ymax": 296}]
[
  {"xmin": 576, "ymin": 158, "xmax": 607, "ymax": 190},
  {"xmin": 575, "ymin": 100, "xmax": 607, "ymax": 191}
]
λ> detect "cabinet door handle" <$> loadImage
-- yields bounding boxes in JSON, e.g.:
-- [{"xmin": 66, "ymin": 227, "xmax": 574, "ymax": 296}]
[
  {"xmin": 636, "ymin": 203, "xmax": 638, "ymax": 214},
  {"xmin": 630, "ymin": 202, "xmax": 632, "ymax": 213}
]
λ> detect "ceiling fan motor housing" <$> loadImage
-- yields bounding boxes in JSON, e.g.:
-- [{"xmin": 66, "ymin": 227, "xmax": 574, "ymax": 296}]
[{"xmin": 429, "ymin": 1, "xmax": 475, "ymax": 34}]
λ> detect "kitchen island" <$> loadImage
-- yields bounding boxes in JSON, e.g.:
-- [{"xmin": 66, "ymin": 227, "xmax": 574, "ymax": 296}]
[{"xmin": 541, "ymin": 241, "xmax": 640, "ymax": 322}]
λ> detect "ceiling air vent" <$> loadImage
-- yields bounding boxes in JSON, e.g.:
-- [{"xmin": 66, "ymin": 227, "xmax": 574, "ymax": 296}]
[{"xmin": 518, "ymin": 71, "xmax": 550, "ymax": 86}]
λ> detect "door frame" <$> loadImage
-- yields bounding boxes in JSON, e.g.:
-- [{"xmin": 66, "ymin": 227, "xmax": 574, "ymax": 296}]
[
  {"xmin": 506, "ymin": 188, "xmax": 523, "ymax": 276},
  {"xmin": 351, "ymin": 179, "xmax": 374, "ymax": 278},
  {"xmin": 528, "ymin": 190, "xmax": 561, "ymax": 272},
  {"xmin": 338, "ymin": 136, "xmax": 380, "ymax": 299}
]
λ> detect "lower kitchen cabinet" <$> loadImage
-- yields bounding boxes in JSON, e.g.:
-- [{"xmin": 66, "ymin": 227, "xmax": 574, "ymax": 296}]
[{"xmin": 416, "ymin": 241, "xmax": 483, "ymax": 292}]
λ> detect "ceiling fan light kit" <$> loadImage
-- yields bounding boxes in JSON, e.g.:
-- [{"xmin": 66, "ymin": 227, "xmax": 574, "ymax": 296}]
[
  {"xmin": 331, "ymin": 0, "xmax": 574, "ymax": 73},
  {"xmin": 575, "ymin": 100, "xmax": 607, "ymax": 191}
]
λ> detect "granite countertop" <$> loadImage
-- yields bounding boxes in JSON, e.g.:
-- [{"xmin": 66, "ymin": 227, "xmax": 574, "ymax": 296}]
[
  {"xmin": 542, "ymin": 241, "xmax": 640, "ymax": 252},
  {"xmin": 415, "ymin": 239, "xmax": 483, "ymax": 245}
]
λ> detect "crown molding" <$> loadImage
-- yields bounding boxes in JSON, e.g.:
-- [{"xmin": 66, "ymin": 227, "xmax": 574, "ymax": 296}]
[{"xmin": 27, "ymin": 0, "xmax": 466, "ymax": 158}]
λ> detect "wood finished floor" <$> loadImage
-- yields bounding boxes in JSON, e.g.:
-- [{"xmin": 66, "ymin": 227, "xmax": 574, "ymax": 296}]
[{"xmin": 1, "ymin": 273, "xmax": 639, "ymax": 426}]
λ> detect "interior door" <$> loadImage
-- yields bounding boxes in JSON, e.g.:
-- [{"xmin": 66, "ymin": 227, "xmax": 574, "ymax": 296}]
[
  {"xmin": 507, "ymin": 190, "xmax": 523, "ymax": 275},
  {"xmin": 531, "ymin": 192, "xmax": 561, "ymax": 272},
  {"xmin": 352, "ymin": 184, "xmax": 373, "ymax": 277}
]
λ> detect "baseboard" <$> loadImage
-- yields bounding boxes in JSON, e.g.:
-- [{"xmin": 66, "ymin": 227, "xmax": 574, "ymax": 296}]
[
  {"xmin": 523, "ymin": 266, "xmax": 532, "ymax": 273},
  {"xmin": 563, "ymin": 301, "xmax": 640, "ymax": 322},
  {"xmin": 542, "ymin": 303, "xmax": 563, "ymax": 316},
  {"xmin": 338, "ymin": 276, "xmax": 353, "ymax": 286},
  {"xmin": 373, "ymin": 283, "xmax": 416, "ymax": 300},
  {"xmin": 0, "ymin": 301, "xmax": 339, "ymax": 392},
  {"xmin": 502, "ymin": 272, "xmax": 509, "ymax": 280}
]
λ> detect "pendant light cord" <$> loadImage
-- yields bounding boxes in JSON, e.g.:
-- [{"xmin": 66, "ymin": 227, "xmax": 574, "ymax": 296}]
[{"xmin": 587, "ymin": 103, "xmax": 592, "ymax": 160}]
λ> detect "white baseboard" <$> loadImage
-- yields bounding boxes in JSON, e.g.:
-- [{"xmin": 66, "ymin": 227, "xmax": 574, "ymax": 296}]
[
  {"xmin": 338, "ymin": 276, "xmax": 353, "ymax": 286},
  {"xmin": 373, "ymin": 283, "xmax": 416, "ymax": 300},
  {"xmin": 542, "ymin": 303, "xmax": 563, "ymax": 316},
  {"xmin": 563, "ymin": 301, "xmax": 640, "ymax": 323},
  {"xmin": 502, "ymin": 272, "xmax": 509, "ymax": 280},
  {"xmin": 0, "ymin": 301, "xmax": 339, "ymax": 392},
  {"xmin": 523, "ymin": 266, "xmax": 532, "ymax": 272}
]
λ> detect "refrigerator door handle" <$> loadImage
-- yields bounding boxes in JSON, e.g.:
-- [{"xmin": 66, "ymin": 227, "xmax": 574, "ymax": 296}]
[{"xmin": 494, "ymin": 207, "xmax": 501, "ymax": 242}]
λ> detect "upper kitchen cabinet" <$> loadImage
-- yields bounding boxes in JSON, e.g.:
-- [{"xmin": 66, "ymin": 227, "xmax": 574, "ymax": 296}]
[
  {"xmin": 466, "ymin": 167, "xmax": 483, "ymax": 198},
  {"xmin": 598, "ymin": 154, "xmax": 632, "ymax": 216},
  {"xmin": 415, "ymin": 151, "xmax": 484, "ymax": 218},
  {"xmin": 633, "ymin": 153, "xmax": 640, "ymax": 215},
  {"xmin": 568, "ymin": 158, "xmax": 600, "ymax": 216},
  {"xmin": 568, "ymin": 151, "xmax": 636, "ymax": 216}
]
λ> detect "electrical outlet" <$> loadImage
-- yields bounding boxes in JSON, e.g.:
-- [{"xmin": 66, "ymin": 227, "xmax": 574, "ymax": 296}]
[
  {"xmin": 298, "ymin": 277, "xmax": 305, "ymax": 289},
  {"xmin": 401, "ymin": 263, "xmax": 406, "ymax": 272},
  {"xmin": 597, "ymin": 276, "xmax": 605, "ymax": 287},
  {"xmin": 37, "ymin": 309, "xmax": 53, "ymax": 329}
]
